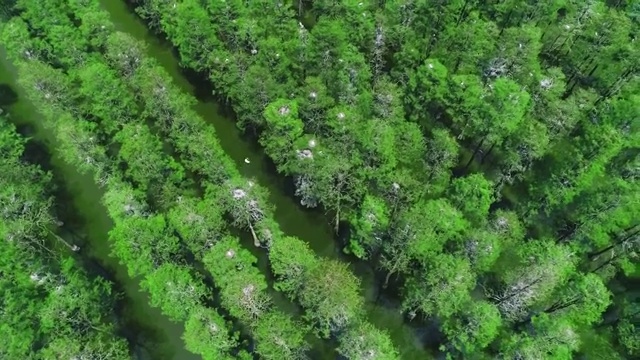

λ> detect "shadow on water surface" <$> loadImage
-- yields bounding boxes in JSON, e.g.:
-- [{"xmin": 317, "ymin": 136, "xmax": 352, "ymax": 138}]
[{"xmin": 0, "ymin": 83, "xmax": 18, "ymax": 107}]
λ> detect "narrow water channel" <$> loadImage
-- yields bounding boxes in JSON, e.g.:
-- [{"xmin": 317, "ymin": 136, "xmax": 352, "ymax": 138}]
[
  {"xmin": 0, "ymin": 48, "xmax": 198, "ymax": 360},
  {"xmin": 101, "ymin": 1, "xmax": 433, "ymax": 358}
]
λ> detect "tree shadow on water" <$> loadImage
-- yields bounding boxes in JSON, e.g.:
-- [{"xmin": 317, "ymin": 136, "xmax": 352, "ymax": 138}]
[{"xmin": 0, "ymin": 83, "xmax": 19, "ymax": 108}]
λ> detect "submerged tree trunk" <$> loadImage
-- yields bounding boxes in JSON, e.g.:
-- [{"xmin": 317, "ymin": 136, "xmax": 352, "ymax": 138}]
[
  {"xmin": 383, "ymin": 270, "xmax": 393, "ymax": 289},
  {"xmin": 465, "ymin": 137, "xmax": 486, "ymax": 170},
  {"xmin": 47, "ymin": 228, "xmax": 80, "ymax": 252},
  {"xmin": 248, "ymin": 221, "xmax": 260, "ymax": 247}
]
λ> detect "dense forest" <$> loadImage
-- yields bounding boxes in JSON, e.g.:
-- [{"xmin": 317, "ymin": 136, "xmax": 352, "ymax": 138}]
[{"xmin": 0, "ymin": 0, "xmax": 638, "ymax": 359}]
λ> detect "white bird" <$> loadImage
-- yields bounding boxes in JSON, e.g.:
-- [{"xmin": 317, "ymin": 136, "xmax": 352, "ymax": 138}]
[{"xmin": 244, "ymin": 158, "xmax": 250, "ymax": 164}]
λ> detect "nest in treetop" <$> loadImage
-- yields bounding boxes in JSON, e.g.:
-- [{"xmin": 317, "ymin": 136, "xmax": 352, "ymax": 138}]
[{"xmin": 279, "ymin": 106, "xmax": 290, "ymax": 115}]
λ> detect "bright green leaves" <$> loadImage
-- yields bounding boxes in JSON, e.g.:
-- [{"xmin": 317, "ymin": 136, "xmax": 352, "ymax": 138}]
[
  {"xmin": 406, "ymin": 58, "xmax": 449, "ymax": 122},
  {"xmin": 337, "ymin": 322, "xmax": 400, "ymax": 360},
  {"xmin": 423, "ymin": 128, "xmax": 459, "ymax": 183},
  {"xmin": 109, "ymin": 213, "xmax": 181, "ymax": 278},
  {"xmin": 206, "ymin": 236, "xmax": 271, "ymax": 322},
  {"xmin": 300, "ymin": 260, "xmax": 364, "ymax": 337},
  {"xmin": 67, "ymin": 0, "xmax": 114, "ymax": 50},
  {"xmin": 347, "ymin": 195, "xmax": 390, "ymax": 259},
  {"xmin": 75, "ymin": 61, "xmax": 136, "ymax": 134},
  {"xmin": 500, "ymin": 314, "xmax": 581, "ymax": 360},
  {"xmin": 269, "ymin": 232, "xmax": 392, "ymax": 351},
  {"xmin": 494, "ymin": 240, "xmax": 576, "ymax": 321},
  {"xmin": 170, "ymin": 0, "xmax": 221, "ymax": 71},
  {"xmin": 39, "ymin": 335, "xmax": 130, "ymax": 360},
  {"xmin": 403, "ymin": 254, "xmax": 475, "ymax": 319},
  {"xmin": 261, "ymin": 99, "xmax": 304, "ymax": 164},
  {"xmin": 104, "ymin": 31, "xmax": 147, "ymax": 79},
  {"xmin": 618, "ymin": 317, "xmax": 640, "ymax": 358},
  {"xmin": 270, "ymin": 235, "xmax": 370, "ymax": 338},
  {"xmin": 0, "ymin": 120, "xmax": 53, "ymax": 248},
  {"xmin": 142, "ymin": 263, "xmax": 207, "ymax": 322},
  {"xmin": 484, "ymin": 78, "xmax": 531, "ymax": 139},
  {"xmin": 546, "ymin": 273, "xmax": 611, "ymax": 326},
  {"xmin": 403, "ymin": 199, "xmax": 469, "ymax": 261},
  {"xmin": 112, "ymin": 121, "xmax": 189, "ymax": 210},
  {"xmin": 296, "ymin": 76, "xmax": 335, "ymax": 134},
  {"xmin": 168, "ymin": 196, "xmax": 225, "ymax": 258},
  {"xmin": 253, "ymin": 311, "xmax": 310, "ymax": 360},
  {"xmin": 443, "ymin": 301, "xmax": 502, "ymax": 355},
  {"xmin": 183, "ymin": 306, "xmax": 238, "ymax": 360},
  {"xmin": 0, "ymin": 17, "xmax": 51, "ymax": 63},
  {"xmin": 448, "ymin": 173, "xmax": 495, "ymax": 226},
  {"xmin": 269, "ymin": 235, "xmax": 318, "ymax": 296},
  {"xmin": 436, "ymin": 11, "xmax": 498, "ymax": 73}
]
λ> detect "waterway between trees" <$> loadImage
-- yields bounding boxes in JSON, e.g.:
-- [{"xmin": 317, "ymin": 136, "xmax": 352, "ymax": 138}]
[{"xmin": 0, "ymin": 1, "xmax": 433, "ymax": 358}]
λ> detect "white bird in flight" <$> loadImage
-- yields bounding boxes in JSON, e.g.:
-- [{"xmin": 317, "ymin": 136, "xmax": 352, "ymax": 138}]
[{"xmin": 244, "ymin": 158, "xmax": 250, "ymax": 164}]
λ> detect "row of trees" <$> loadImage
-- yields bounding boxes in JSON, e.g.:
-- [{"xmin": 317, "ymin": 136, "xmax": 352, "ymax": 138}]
[
  {"xmin": 131, "ymin": 0, "xmax": 639, "ymax": 358},
  {"xmin": 3, "ymin": 0, "xmax": 400, "ymax": 358},
  {"xmin": 2, "ymin": 1, "xmax": 250, "ymax": 358},
  {"xmin": 0, "ymin": 115, "xmax": 131, "ymax": 359}
]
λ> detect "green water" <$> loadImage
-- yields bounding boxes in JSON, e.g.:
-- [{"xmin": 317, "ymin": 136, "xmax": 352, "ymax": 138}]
[{"xmin": 0, "ymin": 48, "xmax": 197, "ymax": 360}]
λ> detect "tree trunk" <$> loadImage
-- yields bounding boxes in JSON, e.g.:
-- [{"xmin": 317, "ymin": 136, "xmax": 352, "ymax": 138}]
[
  {"xmin": 588, "ymin": 227, "xmax": 640, "ymax": 259},
  {"xmin": 383, "ymin": 270, "xmax": 393, "ymax": 289},
  {"xmin": 456, "ymin": 0, "xmax": 472, "ymax": 25},
  {"xmin": 248, "ymin": 221, "xmax": 260, "ymax": 247},
  {"xmin": 591, "ymin": 252, "xmax": 622, "ymax": 273},
  {"xmin": 480, "ymin": 142, "xmax": 495, "ymax": 164},
  {"xmin": 465, "ymin": 137, "xmax": 485, "ymax": 170},
  {"xmin": 48, "ymin": 228, "xmax": 80, "ymax": 252}
]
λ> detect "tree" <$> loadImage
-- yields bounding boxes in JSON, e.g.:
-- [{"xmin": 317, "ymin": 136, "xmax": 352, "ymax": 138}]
[
  {"xmin": 442, "ymin": 300, "xmax": 502, "ymax": 355},
  {"xmin": 423, "ymin": 127, "xmax": 459, "ymax": 187},
  {"xmin": 347, "ymin": 194, "xmax": 390, "ymax": 259},
  {"xmin": 299, "ymin": 260, "xmax": 364, "ymax": 337},
  {"xmin": 167, "ymin": 196, "xmax": 225, "ymax": 258},
  {"xmin": 109, "ymin": 213, "xmax": 181, "ymax": 278},
  {"xmin": 405, "ymin": 58, "xmax": 450, "ymax": 123},
  {"xmin": 337, "ymin": 322, "xmax": 400, "ymax": 360},
  {"xmin": 182, "ymin": 306, "xmax": 238, "ymax": 360},
  {"xmin": 448, "ymin": 173, "xmax": 495, "ymax": 226},
  {"xmin": 461, "ymin": 210, "xmax": 525, "ymax": 273},
  {"xmin": 114, "ymin": 123, "xmax": 186, "ymax": 195},
  {"xmin": 167, "ymin": 0, "xmax": 221, "ymax": 72},
  {"xmin": 499, "ymin": 313, "xmax": 580, "ymax": 360},
  {"xmin": 0, "ymin": 120, "xmax": 130, "ymax": 356},
  {"xmin": 491, "ymin": 241, "xmax": 576, "ymax": 321},
  {"xmin": 218, "ymin": 179, "xmax": 273, "ymax": 247},
  {"xmin": 402, "ymin": 253, "xmax": 475, "ymax": 319},
  {"xmin": 141, "ymin": 263, "xmax": 206, "ymax": 321},
  {"xmin": 104, "ymin": 31, "xmax": 146, "ymax": 79},
  {"xmin": 543, "ymin": 272, "xmax": 610, "ymax": 326},
  {"xmin": 268, "ymin": 235, "xmax": 318, "ymax": 296},
  {"xmin": 253, "ymin": 311, "xmax": 310, "ymax": 360},
  {"xmin": 74, "ymin": 61, "xmax": 137, "ymax": 135},
  {"xmin": 261, "ymin": 99, "xmax": 305, "ymax": 164},
  {"xmin": 205, "ymin": 236, "xmax": 272, "ymax": 322},
  {"xmin": 434, "ymin": 11, "xmax": 498, "ymax": 73}
]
